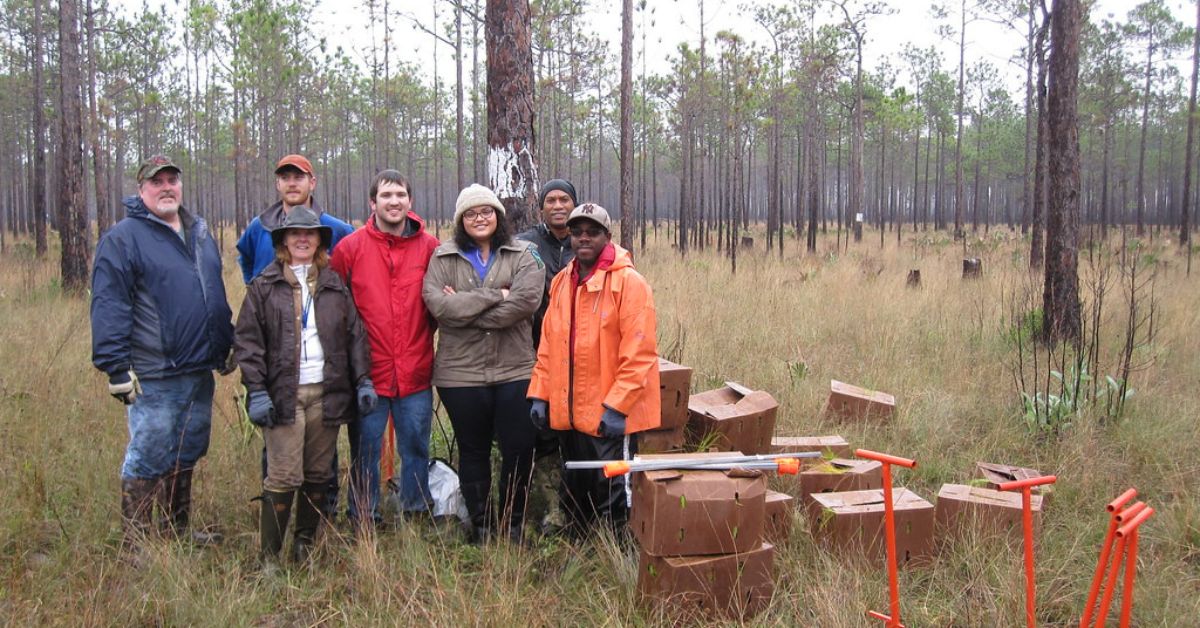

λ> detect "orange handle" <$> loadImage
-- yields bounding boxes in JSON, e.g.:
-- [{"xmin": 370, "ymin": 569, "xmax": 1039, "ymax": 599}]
[
  {"xmin": 602, "ymin": 461, "xmax": 631, "ymax": 478},
  {"xmin": 1116, "ymin": 507, "xmax": 1153, "ymax": 538},
  {"xmin": 998, "ymin": 475, "xmax": 1057, "ymax": 491},
  {"xmin": 1115, "ymin": 501, "xmax": 1147, "ymax": 524},
  {"xmin": 1107, "ymin": 488, "xmax": 1137, "ymax": 513},
  {"xmin": 777, "ymin": 458, "xmax": 800, "ymax": 475},
  {"xmin": 855, "ymin": 448, "xmax": 916, "ymax": 468}
]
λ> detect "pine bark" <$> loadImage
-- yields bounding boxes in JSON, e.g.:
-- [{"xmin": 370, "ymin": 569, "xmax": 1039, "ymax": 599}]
[
  {"xmin": 485, "ymin": 0, "xmax": 538, "ymax": 231},
  {"xmin": 58, "ymin": 0, "xmax": 91, "ymax": 293},
  {"xmin": 1042, "ymin": 0, "xmax": 1083, "ymax": 343}
]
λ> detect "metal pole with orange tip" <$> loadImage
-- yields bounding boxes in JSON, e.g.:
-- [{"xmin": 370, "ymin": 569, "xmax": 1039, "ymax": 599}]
[
  {"xmin": 1080, "ymin": 488, "xmax": 1137, "ymax": 628},
  {"xmin": 998, "ymin": 474, "xmax": 1058, "ymax": 628},
  {"xmin": 599, "ymin": 457, "xmax": 803, "ymax": 478},
  {"xmin": 1116, "ymin": 506, "xmax": 1153, "ymax": 628},
  {"xmin": 855, "ymin": 448, "xmax": 916, "ymax": 628}
]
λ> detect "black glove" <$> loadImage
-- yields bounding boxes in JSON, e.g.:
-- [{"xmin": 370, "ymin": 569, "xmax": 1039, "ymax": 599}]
[
  {"xmin": 247, "ymin": 390, "xmax": 276, "ymax": 428},
  {"xmin": 530, "ymin": 399, "xmax": 550, "ymax": 431},
  {"xmin": 598, "ymin": 406, "xmax": 627, "ymax": 439},
  {"xmin": 108, "ymin": 370, "xmax": 142, "ymax": 405},
  {"xmin": 357, "ymin": 380, "xmax": 378, "ymax": 415}
]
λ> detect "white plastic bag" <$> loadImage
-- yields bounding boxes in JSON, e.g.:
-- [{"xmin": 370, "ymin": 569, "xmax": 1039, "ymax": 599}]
[{"xmin": 427, "ymin": 458, "xmax": 470, "ymax": 523}]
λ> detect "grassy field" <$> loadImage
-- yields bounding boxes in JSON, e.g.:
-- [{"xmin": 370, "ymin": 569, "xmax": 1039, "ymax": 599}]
[{"xmin": 1, "ymin": 226, "xmax": 1197, "ymax": 626}]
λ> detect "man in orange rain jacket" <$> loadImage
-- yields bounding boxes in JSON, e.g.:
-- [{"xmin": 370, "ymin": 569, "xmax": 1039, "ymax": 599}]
[{"xmin": 527, "ymin": 203, "xmax": 660, "ymax": 535}]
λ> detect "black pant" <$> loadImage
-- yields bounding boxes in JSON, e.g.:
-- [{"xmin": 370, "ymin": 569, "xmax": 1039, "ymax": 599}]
[
  {"xmin": 559, "ymin": 430, "xmax": 638, "ymax": 536},
  {"xmin": 438, "ymin": 380, "xmax": 536, "ymax": 531}
]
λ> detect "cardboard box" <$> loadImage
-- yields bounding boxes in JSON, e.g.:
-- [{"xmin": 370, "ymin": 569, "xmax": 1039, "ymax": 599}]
[
  {"xmin": 797, "ymin": 459, "xmax": 883, "ymax": 511},
  {"xmin": 808, "ymin": 488, "xmax": 935, "ymax": 565},
  {"xmin": 763, "ymin": 491, "xmax": 794, "ymax": 544},
  {"xmin": 770, "ymin": 435, "xmax": 852, "ymax": 462},
  {"xmin": 638, "ymin": 542, "xmax": 775, "ymax": 620},
  {"xmin": 631, "ymin": 464, "xmax": 767, "ymax": 557},
  {"xmin": 658, "ymin": 358, "xmax": 693, "ymax": 429},
  {"xmin": 975, "ymin": 462, "xmax": 1053, "ymax": 505},
  {"xmin": 936, "ymin": 483, "xmax": 1042, "ymax": 538},
  {"xmin": 638, "ymin": 424, "xmax": 687, "ymax": 454},
  {"xmin": 686, "ymin": 382, "xmax": 778, "ymax": 455},
  {"xmin": 824, "ymin": 379, "xmax": 896, "ymax": 421}
]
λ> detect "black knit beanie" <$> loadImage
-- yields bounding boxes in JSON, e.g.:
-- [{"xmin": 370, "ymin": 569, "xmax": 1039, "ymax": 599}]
[{"xmin": 538, "ymin": 179, "xmax": 578, "ymax": 209}]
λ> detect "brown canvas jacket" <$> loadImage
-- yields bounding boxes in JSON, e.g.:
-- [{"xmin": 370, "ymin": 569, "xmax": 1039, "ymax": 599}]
[{"xmin": 234, "ymin": 260, "xmax": 371, "ymax": 425}]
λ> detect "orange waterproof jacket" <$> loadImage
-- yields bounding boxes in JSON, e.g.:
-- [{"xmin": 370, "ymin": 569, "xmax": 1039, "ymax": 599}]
[{"xmin": 528, "ymin": 244, "xmax": 661, "ymax": 437}]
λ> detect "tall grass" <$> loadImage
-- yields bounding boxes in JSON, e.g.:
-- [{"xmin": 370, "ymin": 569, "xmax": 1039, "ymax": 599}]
[{"xmin": 0, "ymin": 227, "xmax": 1197, "ymax": 625}]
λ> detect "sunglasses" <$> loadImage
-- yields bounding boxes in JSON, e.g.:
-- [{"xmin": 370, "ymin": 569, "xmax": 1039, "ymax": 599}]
[
  {"xmin": 463, "ymin": 207, "xmax": 495, "ymax": 221},
  {"xmin": 569, "ymin": 225, "xmax": 606, "ymax": 238}
]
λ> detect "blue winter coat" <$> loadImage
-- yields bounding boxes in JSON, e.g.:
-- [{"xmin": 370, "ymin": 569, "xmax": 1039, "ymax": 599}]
[
  {"xmin": 91, "ymin": 196, "xmax": 235, "ymax": 380},
  {"xmin": 235, "ymin": 200, "xmax": 354, "ymax": 284}
]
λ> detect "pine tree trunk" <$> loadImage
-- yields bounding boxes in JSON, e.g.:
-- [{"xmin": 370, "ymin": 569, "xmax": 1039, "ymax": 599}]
[
  {"xmin": 1042, "ymin": 0, "xmax": 1083, "ymax": 344},
  {"xmin": 58, "ymin": 0, "xmax": 91, "ymax": 292},
  {"xmin": 485, "ymin": 0, "xmax": 538, "ymax": 231}
]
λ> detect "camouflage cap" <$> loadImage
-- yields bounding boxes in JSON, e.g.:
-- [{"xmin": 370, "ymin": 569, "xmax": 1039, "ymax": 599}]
[{"xmin": 136, "ymin": 154, "xmax": 181, "ymax": 184}]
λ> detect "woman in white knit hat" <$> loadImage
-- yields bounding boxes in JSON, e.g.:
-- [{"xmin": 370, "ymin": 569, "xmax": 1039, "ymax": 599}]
[{"xmin": 422, "ymin": 183, "xmax": 546, "ymax": 544}]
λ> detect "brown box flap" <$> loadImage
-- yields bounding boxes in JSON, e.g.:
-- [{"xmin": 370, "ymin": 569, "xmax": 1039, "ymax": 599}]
[{"xmin": 830, "ymin": 380, "xmax": 896, "ymax": 405}]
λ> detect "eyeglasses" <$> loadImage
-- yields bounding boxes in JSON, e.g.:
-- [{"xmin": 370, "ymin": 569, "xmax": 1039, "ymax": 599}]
[
  {"xmin": 463, "ymin": 207, "xmax": 495, "ymax": 221},
  {"xmin": 569, "ymin": 225, "xmax": 605, "ymax": 238}
]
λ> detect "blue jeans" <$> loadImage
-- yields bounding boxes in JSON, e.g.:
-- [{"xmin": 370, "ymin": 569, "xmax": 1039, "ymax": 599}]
[
  {"xmin": 121, "ymin": 372, "xmax": 214, "ymax": 480},
  {"xmin": 348, "ymin": 388, "xmax": 433, "ymax": 521}
]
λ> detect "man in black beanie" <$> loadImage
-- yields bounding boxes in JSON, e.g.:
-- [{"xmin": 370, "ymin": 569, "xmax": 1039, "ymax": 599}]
[{"xmin": 516, "ymin": 178, "xmax": 577, "ymax": 536}]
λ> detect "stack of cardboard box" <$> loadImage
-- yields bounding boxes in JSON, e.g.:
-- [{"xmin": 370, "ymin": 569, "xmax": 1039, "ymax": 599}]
[
  {"xmin": 639, "ymin": 358, "xmax": 692, "ymax": 454},
  {"xmin": 632, "ymin": 453, "xmax": 776, "ymax": 620}
]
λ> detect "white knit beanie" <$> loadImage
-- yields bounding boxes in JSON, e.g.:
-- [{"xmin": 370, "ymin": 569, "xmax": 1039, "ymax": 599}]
[{"xmin": 454, "ymin": 184, "xmax": 505, "ymax": 224}]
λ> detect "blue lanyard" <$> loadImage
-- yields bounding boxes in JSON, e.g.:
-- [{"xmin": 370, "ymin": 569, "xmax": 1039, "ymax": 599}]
[{"xmin": 300, "ymin": 292, "xmax": 313, "ymax": 329}]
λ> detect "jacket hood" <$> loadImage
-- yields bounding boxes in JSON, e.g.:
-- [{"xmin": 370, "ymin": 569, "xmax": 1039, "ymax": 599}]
[
  {"xmin": 259, "ymin": 199, "xmax": 326, "ymax": 230},
  {"xmin": 367, "ymin": 211, "xmax": 426, "ymax": 241},
  {"xmin": 122, "ymin": 194, "xmax": 196, "ymax": 229}
]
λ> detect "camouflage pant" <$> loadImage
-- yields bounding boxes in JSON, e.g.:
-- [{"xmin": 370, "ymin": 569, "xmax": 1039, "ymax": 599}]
[{"xmin": 526, "ymin": 432, "xmax": 564, "ymax": 534}]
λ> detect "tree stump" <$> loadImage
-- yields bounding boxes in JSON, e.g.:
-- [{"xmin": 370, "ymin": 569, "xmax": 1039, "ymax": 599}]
[
  {"xmin": 906, "ymin": 269, "xmax": 921, "ymax": 288},
  {"xmin": 741, "ymin": 236, "xmax": 754, "ymax": 249},
  {"xmin": 962, "ymin": 258, "xmax": 982, "ymax": 279}
]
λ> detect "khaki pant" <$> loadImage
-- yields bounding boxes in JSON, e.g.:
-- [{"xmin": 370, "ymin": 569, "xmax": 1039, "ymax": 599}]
[{"xmin": 263, "ymin": 383, "xmax": 339, "ymax": 492}]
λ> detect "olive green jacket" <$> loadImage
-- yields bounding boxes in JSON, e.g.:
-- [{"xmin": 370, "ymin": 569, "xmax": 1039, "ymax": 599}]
[{"xmin": 422, "ymin": 238, "xmax": 545, "ymax": 387}]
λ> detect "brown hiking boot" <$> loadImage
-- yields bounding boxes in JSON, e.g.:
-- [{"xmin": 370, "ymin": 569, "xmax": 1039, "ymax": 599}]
[
  {"xmin": 121, "ymin": 476, "xmax": 160, "ymax": 556},
  {"xmin": 160, "ymin": 468, "xmax": 224, "ymax": 546}
]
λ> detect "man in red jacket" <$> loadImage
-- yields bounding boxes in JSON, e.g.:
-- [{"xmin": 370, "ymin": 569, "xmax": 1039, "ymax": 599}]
[{"xmin": 330, "ymin": 170, "xmax": 439, "ymax": 528}]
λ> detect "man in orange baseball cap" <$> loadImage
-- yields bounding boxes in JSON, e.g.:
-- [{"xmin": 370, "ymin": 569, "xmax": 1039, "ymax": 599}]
[{"xmin": 235, "ymin": 153, "xmax": 357, "ymax": 518}]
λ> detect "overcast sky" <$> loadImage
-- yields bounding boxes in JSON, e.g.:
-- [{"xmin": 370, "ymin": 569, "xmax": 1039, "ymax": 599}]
[{"xmin": 133, "ymin": 0, "xmax": 1195, "ymax": 97}]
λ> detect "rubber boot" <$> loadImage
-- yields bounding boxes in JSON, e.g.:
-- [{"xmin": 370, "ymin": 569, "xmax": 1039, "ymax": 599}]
[
  {"xmin": 460, "ymin": 481, "xmax": 493, "ymax": 545},
  {"xmin": 259, "ymin": 489, "xmax": 294, "ymax": 570},
  {"xmin": 292, "ymin": 482, "xmax": 325, "ymax": 563},
  {"xmin": 161, "ymin": 468, "xmax": 224, "ymax": 546},
  {"xmin": 121, "ymin": 477, "xmax": 160, "ymax": 554}
]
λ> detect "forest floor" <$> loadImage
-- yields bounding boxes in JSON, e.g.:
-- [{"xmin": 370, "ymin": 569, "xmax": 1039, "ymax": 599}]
[{"xmin": 1, "ymin": 225, "xmax": 1198, "ymax": 626}]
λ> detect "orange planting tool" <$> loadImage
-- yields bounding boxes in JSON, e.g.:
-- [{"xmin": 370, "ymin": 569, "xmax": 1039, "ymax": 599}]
[
  {"xmin": 856, "ymin": 448, "xmax": 916, "ymax": 628},
  {"xmin": 998, "ymin": 474, "xmax": 1058, "ymax": 628},
  {"xmin": 1115, "ymin": 506, "xmax": 1153, "ymax": 628},
  {"xmin": 1092, "ymin": 501, "xmax": 1153, "ymax": 628},
  {"xmin": 1080, "ymin": 488, "xmax": 1137, "ymax": 628}
]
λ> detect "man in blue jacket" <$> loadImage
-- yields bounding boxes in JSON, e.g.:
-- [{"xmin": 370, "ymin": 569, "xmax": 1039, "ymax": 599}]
[
  {"xmin": 91, "ymin": 155, "xmax": 235, "ymax": 551},
  {"xmin": 235, "ymin": 154, "xmax": 354, "ymax": 284}
]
